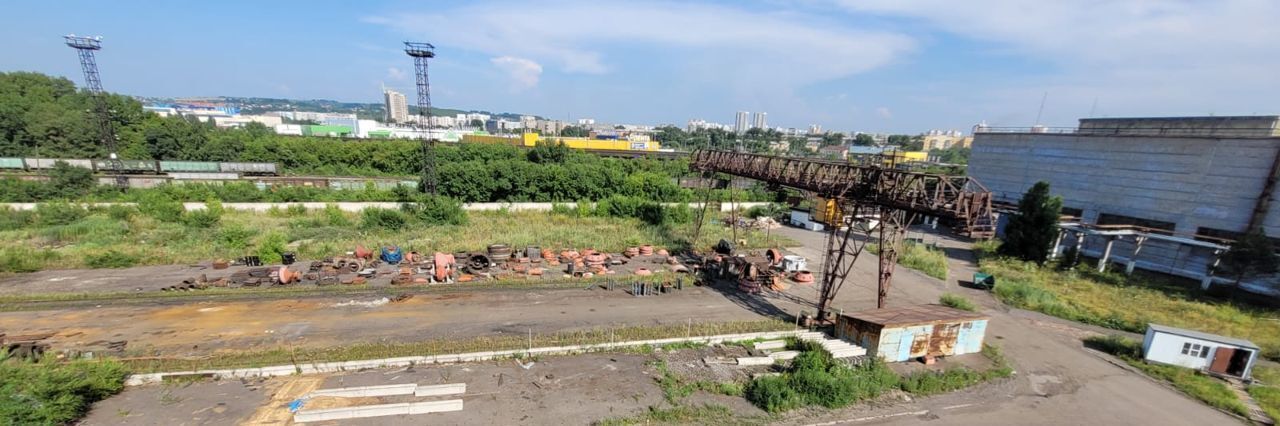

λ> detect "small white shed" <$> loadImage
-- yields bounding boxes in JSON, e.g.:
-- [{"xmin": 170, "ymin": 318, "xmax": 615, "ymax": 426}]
[{"xmin": 1141, "ymin": 324, "xmax": 1260, "ymax": 380}]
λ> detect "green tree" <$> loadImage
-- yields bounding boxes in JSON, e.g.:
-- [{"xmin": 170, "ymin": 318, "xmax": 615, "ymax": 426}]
[
  {"xmin": 1218, "ymin": 229, "xmax": 1279, "ymax": 293},
  {"xmin": 998, "ymin": 181, "xmax": 1062, "ymax": 264},
  {"xmin": 820, "ymin": 132, "xmax": 845, "ymax": 147},
  {"xmin": 47, "ymin": 161, "xmax": 95, "ymax": 198},
  {"xmin": 560, "ymin": 125, "xmax": 589, "ymax": 137},
  {"xmin": 853, "ymin": 133, "xmax": 876, "ymax": 146}
]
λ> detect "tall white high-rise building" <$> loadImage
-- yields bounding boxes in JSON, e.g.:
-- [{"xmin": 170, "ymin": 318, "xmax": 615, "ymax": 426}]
[
  {"xmin": 383, "ymin": 88, "xmax": 409, "ymax": 123},
  {"xmin": 734, "ymin": 111, "xmax": 749, "ymax": 133},
  {"xmin": 808, "ymin": 124, "xmax": 823, "ymax": 135},
  {"xmin": 752, "ymin": 112, "xmax": 767, "ymax": 130}
]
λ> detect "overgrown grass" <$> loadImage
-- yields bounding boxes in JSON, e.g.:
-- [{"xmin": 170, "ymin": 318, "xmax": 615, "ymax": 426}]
[
  {"xmin": 983, "ymin": 256, "xmax": 1280, "ymax": 359},
  {"xmin": 0, "ymin": 356, "xmax": 129, "ymax": 425},
  {"xmin": 743, "ymin": 343, "xmax": 1012, "ymax": 413},
  {"xmin": 870, "ymin": 241, "xmax": 948, "ymax": 280},
  {"xmin": 1251, "ymin": 365, "xmax": 1280, "ymax": 420},
  {"xmin": 939, "ymin": 293, "xmax": 977, "ymax": 312},
  {"xmin": 1083, "ymin": 335, "xmax": 1249, "ymax": 416},
  {"xmin": 0, "ymin": 206, "xmax": 789, "ymax": 273},
  {"xmin": 651, "ymin": 359, "xmax": 745, "ymax": 403},
  {"xmin": 597, "ymin": 404, "xmax": 747, "ymax": 426},
  {"xmin": 122, "ymin": 320, "xmax": 793, "ymax": 373}
]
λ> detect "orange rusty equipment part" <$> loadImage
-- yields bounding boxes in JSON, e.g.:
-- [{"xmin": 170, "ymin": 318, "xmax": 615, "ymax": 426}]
[
  {"xmin": 656, "ymin": 249, "xmax": 669, "ymax": 256},
  {"xmin": 584, "ymin": 253, "xmax": 608, "ymax": 268},
  {"xmin": 793, "ymin": 270, "xmax": 814, "ymax": 283},
  {"xmin": 634, "ymin": 268, "xmax": 653, "ymax": 276},
  {"xmin": 624, "ymin": 247, "xmax": 640, "ymax": 258},
  {"xmin": 277, "ymin": 267, "xmax": 301, "ymax": 284},
  {"xmin": 433, "ymin": 252, "xmax": 456, "ymax": 282},
  {"xmin": 765, "ymin": 248, "xmax": 783, "ymax": 267},
  {"xmin": 354, "ymin": 244, "xmax": 373, "ymax": 260},
  {"xmin": 560, "ymin": 250, "xmax": 581, "ymax": 260},
  {"xmin": 639, "ymin": 245, "xmax": 654, "ymax": 256}
]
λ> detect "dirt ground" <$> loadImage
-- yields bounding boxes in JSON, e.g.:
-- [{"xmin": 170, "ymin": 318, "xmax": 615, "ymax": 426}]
[
  {"xmin": 15, "ymin": 225, "xmax": 1247, "ymax": 424},
  {"xmin": 81, "ymin": 346, "xmax": 1013, "ymax": 426}
]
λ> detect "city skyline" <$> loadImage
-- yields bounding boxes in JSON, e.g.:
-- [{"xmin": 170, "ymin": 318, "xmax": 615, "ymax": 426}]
[{"xmin": 0, "ymin": 1, "xmax": 1275, "ymax": 133}]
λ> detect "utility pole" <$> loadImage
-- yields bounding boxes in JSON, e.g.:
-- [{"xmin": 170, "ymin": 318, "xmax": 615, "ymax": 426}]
[
  {"xmin": 65, "ymin": 34, "xmax": 125, "ymax": 188},
  {"xmin": 404, "ymin": 41, "xmax": 438, "ymax": 195}
]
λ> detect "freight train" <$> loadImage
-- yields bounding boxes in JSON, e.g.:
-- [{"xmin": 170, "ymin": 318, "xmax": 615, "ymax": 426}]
[{"xmin": 0, "ymin": 158, "xmax": 278, "ymax": 176}]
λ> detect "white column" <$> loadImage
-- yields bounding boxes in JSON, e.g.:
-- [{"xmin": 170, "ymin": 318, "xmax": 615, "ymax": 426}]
[
  {"xmin": 1097, "ymin": 236, "xmax": 1115, "ymax": 272},
  {"xmin": 1125, "ymin": 236, "xmax": 1146, "ymax": 275},
  {"xmin": 1201, "ymin": 249, "xmax": 1224, "ymax": 290},
  {"xmin": 1050, "ymin": 230, "xmax": 1066, "ymax": 259}
]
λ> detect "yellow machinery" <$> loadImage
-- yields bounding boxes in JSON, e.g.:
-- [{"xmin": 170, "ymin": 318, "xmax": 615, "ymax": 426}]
[{"xmin": 813, "ymin": 197, "xmax": 844, "ymax": 226}]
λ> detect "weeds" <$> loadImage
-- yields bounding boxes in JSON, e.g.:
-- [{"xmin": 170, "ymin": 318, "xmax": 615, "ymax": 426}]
[
  {"xmin": 84, "ymin": 250, "xmax": 140, "ymax": 269},
  {"xmin": 870, "ymin": 241, "xmax": 948, "ymax": 280},
  {"xmin": 1083, "ymin": 335, "xmax": 1248, "ymax": 416},
  {"xmin": 122, "ymin": 319, "xmax": 792, "ymax": 373},
  {"xmin": 939, "ymin": 293, "xmax": 977, "ymax": 312},
  {"xmin": 597, "ymin": 404, "xmax": 743, "ymax": 426},
  {"xmin": 0, "ymin": 355, "xmax": 128, "ymax": 425},
  {"xmin": 983, "ymin": 256, "xmax": 1280, "ymax": 359}
]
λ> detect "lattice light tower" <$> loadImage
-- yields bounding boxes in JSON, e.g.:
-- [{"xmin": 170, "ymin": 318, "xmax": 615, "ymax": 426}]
[
  {"xmin": 404, "ymin": 41, "xmax": 438, "ymax": 195},
  {"xmin": 64, "ymin": 34, "xmax": 125, "ymax": 187}
]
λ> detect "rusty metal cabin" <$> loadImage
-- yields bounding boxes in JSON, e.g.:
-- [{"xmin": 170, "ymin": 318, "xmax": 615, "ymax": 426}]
[{"xmin": 835, "ymin": 304, "xmax": 989, "ymax": 362}]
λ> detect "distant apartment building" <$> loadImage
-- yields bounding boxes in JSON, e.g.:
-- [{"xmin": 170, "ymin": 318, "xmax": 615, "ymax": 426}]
[
  {"xmin": 922, "ymin": 129, "xmax": 973, "ymax": 150},
  {"xmin": 808, "ymin": 124, "xmax": 823, "ymax": 135},
  {"xmin": 969, "ymin": 115, "xmax": 1280, "ymax": 295},
  {"xmin": 735, "ymin": 111, "xmax": 750, "ymax": 133},
  {"xmin": 752, "ymin": 112, "xmax": 768, "ymax": 130},
  {"xmin": 577, "ymin": 118, "xmax": 595, "ymax": 125},
  {"xmin": 383, "ymin": 89, "xmax": 409, "ymax": 123}
]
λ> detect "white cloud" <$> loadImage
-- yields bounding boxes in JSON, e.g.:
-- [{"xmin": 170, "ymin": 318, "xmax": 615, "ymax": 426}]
[
  {"xmin": 833, "ymin": 0, "xmax": 1280, "ymax": 122},
  {"xmin": 490, "ymin": 56, "xmax": 543, "ymax": 90},
  {"xmin": 875, "ymin": 107, "xmax": 892, "ymax": 119},
  {"xmin": 386, "ymin": 67, "xmax": 407, "ymax": 81},
  {"xmin": 364, "ymin": 1, "xmax": 914, "ymax": 91}
]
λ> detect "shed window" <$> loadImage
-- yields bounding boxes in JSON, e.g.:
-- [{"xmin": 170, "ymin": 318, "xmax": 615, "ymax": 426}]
[{"xmin": 1181, "ymin": 342, "xmax": 1210, "ymax": 358}]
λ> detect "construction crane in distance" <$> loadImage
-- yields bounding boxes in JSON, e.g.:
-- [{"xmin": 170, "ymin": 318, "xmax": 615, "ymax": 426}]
[{"xmin": 689, "ymin": 150, "xmax": 995, "ymax": 320}]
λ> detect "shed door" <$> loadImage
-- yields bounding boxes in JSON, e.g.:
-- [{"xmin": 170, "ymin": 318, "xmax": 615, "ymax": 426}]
[{"xmin": 1208, "ymin": 347, "xmax": 1234, "ymax": 374}]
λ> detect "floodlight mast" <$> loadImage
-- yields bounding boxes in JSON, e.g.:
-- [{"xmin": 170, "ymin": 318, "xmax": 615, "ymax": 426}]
[
  {"xmin": 65, "ymin": 34, "xmax": 125, "ymax": 188},
  {"xmin": 404, "ymin": 42, "xmax": 437, "ymax": 195}
]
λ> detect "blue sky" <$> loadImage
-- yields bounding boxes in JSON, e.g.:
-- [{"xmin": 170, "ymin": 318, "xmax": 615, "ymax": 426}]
[{"xmin": 2, "ymin": 0, "xmax": 1276, "ymax": 133}]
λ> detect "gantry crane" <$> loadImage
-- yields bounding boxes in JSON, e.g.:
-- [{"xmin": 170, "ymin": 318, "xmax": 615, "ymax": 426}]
[{"xmin": 689, "ymin": 150, "xmax": 994, "ymax": 320}]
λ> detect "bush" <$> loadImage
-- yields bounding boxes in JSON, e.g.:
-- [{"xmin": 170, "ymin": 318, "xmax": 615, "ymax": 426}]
[
  {"xmin": 0, "ymin": 207, "xmax": 35, "ymax": 231},
  {"xmin": 255, "ymin": 231, "xmax": 288, "ymax": 264},
  {"xmin": 899, "ymin": 367, "xmax": 987, "ymax": 395},
  {"xmin": 1, "ymin": 248, "xmax": 60, "ymax": 273},
  {"xmin": 940, "ymin": 293, "xmax": 977, "ymax": 312},
  {"xmin": 35, "ymin": 202, "xmax": 88, "ymax": 226},
  {"xmin": 322, "ymin": 204, "xmax": 350, "ymax": 226},
  {"xmin": 180, "ymin": 200, "xmax": 223, "ymax": 228},
  {"xmin": 790, "ymin": 368, "xmax": 858, "ymax": 408},
  {"xmin": 84, "ymin": 250, "xmax": 140, "ymax": 268},
  {"xmin": 137, "ymin": 192, "xmax": 184, "ymax": 223},
  {"xmin": 105, "ymin": 204, "xmax": 136, "ymax": 221},
  {"xmin": 744, "ymin": 203, "xmax": 787, "ymax": 220},
  {"xmin": 0, "ymin": 356, "xmax": 128, "ymax": 425},
  {"xmin": 47, "ymin": 160, "xmax": 96, "ymax": 198},
  {"xmin": 285, "ymin": 204, "xmax": 309, "ymax": 217},
  {"xmin": 550, "ymin": 203, "xmax": 573, "ymax": 216},
  {"xmin": 361, "ymin": 207, "xmax": 409, "ymax": 230},
  {"xmin": 217, "ymin": 224, "xmax": 255, "ymax": 250},
  {"xmin": 745, "ymin": 375, "xmax": 801, "ymax": 413},
  {"xmin": 1083, "ymin": 334, "xmax": 1143, "ymax": 358},
  {"xmin": 400, "ymin": 195, "xmax": 467, "ymax": 226}
]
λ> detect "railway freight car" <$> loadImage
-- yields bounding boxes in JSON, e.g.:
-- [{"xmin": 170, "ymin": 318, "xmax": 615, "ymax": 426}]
[
  {"xmin": 219, "ymin": 162, "xmax": 278, "ymax": 176},
  {"xmin": 92, "ymin": 159, "xmax": 159, "ymax": 174}
]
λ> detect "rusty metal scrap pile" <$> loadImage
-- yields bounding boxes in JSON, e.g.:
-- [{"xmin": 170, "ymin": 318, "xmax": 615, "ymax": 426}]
[{"xmin": 167, "ymin": 243, "xmax": 698, "ymax": 291}]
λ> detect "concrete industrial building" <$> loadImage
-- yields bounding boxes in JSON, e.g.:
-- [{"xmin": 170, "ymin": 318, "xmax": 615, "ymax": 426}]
[
  {"xmin": 969, "ymin": 115, "xmax": 1280, "ymax": 295},
  {"xmin": 383, "ymin": 89, "xmax": 409, "ymax": 123},
  {"xmin": 735, "ymin": 111, "xmax": 749, "ymax": 133}
]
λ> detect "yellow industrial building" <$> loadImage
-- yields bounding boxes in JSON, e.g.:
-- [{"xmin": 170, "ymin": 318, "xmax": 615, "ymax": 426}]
[{"xmin": 460, "ymin": 133, "xmax": 661, "ymax": 152}]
